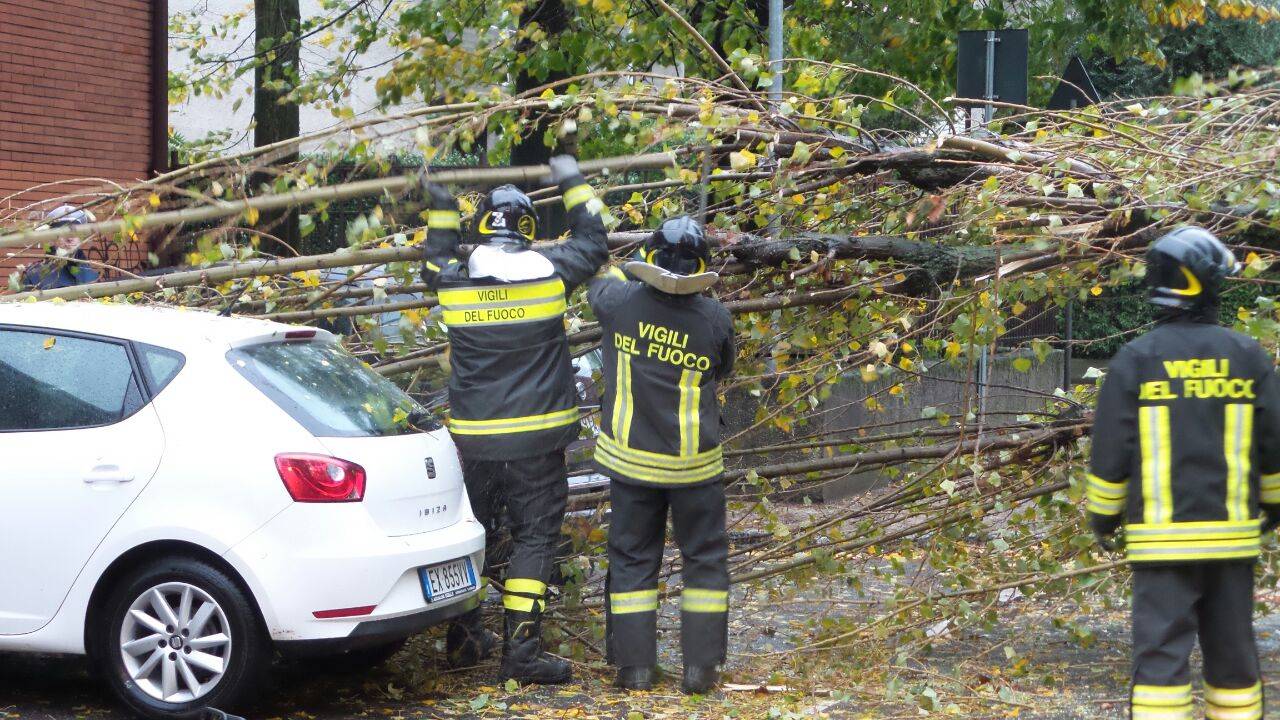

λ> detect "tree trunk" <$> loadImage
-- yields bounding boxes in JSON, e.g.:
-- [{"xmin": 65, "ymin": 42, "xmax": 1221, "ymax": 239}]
[
  {"xmin": 254, "ymin": 0, "xmax": 301, "ymax": 249},
  {"xmin": 512, "ymin": 0, "xmax": 571, "ymax": 237}
]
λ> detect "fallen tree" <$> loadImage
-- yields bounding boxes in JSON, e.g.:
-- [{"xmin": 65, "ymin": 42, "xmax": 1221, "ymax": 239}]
[{"xmin": 5, "ymin": 62, "xmax": 1280, "ymax": 678}]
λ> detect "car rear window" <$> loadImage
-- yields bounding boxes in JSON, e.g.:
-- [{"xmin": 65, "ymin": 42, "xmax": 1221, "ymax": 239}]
[{"xmin": 227, "ymin": 341, "xmax": 438, "ymax": 437}]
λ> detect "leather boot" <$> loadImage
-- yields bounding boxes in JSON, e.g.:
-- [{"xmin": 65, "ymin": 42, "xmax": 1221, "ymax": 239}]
[
  {"xmin": 500, "ymin": 609, "xmax": 572, "ymax": 684},
  {"xmin": 615, "ymin": 665, "xmax": 656, "ymax": 690},
  {"xmin": 446, "ymin": 608, "xmax": 498, "ymax": 669},
  {"xmin": 681, "ymin": 664, "xmax": 718, "ymax": 694}
]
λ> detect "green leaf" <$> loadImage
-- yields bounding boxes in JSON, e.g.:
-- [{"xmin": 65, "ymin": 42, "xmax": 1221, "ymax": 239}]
[{"xmin": 1012, "ymin": 357, "xmax": 1032, "ymax": 372}]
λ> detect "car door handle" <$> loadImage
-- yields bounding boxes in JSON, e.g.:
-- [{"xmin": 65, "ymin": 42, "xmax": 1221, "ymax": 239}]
[{"xmin": 84, "ymin": 464, "xmax": 135, "ymax": 485}]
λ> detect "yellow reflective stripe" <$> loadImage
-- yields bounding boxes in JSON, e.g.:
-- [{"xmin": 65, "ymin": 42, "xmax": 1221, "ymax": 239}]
[
  {"xmin": 1125, "ymin": 520, "xmax": 1261, "ymax": 561},
  {"xmin": 427, "ymin": 210, "xmax": 461, "ymax": 229},
  {"xmin": 438, "ymin": 279, "xmax": 565, "ymax": 306},
  {"xmin": 1087, "ymin": 497, "xmax": 1127, "ymax": 515},
  {"xmin": 441, "ymin": 297, "xmax": 567, "ymax": 327},
  {"xmin": 681, "ymin": 588, "xmax": 728, "ymax": 613},
  {"xmin": 1225, "ymin": 404, "xmax": 1253, "ymax": 521},
  {"xmin": 613, "ymin": 353, "xmax": 634, "ymax": 446},
  {"xmin": 596, "ymin": 433, "xmax": 723, "ymax": 471},
  {"xmin": 1126, "ymin": 541, "xmax": 1260, "ymax": 562},
  {"xmin": 1140, "ymin": 405, "xmax": 1173, "ymax": 524},
  {"xmin": 595, "ymin": 442, "xmax": 724, "ymax": 485},
  {"xmin": 563, "ymin": 183, "xmax": 595, "ymax": 210},
  {"xmin": 678, "ymin": 369, "xmax": 703, "ymax": 457},
  {"xmin": 1263, "ymin": 471, "xmax": 1280, "ymax": 503},
  {"xmin": 1132, "ymin": 709, "xmax": 1193, "ymax": 720},
  {"xmin": 1125, "ymin": 519, "xmax": 1261, "ymax": 540},
  {"xmin": 1086, "ymin": 473, "xmax": 1128, "ymax": 516},
  {"xmin": 1205, "ymin": 682, "xmax": 1262, "ymax": 708},
  {"xmin": 502, "ymin": 578, "xmax": 547, "ymax": 612},
  {"xmin": 1133, "ymin": 684, "xmax": 1194, "ymax": 719},
  {"xmin": 1132, "ymin": 684, "xmax": 1193, "ymax": 706},
  {"xmin": 1206, "ymin": 705, "xmax": 1263, "ymax": 720},
  {"xmin": 450, "ymin": 407, "xmax": 579, "ymax": 435},
  {"xmin": 610, "ymin": 589, "xmax": 659, "ymax": 614}
]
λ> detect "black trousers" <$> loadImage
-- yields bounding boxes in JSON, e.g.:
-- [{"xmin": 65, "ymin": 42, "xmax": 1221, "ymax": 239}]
[
  {"xmin": 461, "ymin": 452, "xmax": 568, "ymax": 615},
  {"xmin": 605, "ymin": 480, "xmax": 729, "ymax": 669},
  {"xmin": 1130, "ymin": 562, "xmax": 1263, "ymax": 720}
]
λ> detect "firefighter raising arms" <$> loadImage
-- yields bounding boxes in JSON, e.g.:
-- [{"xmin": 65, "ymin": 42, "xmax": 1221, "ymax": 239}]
[
  {"xmin": 1087, "ymin": 227, "xmax": 1280, "ymax": 720},
  {"xmin": 420, "ymin": 155, "xmax": 607, "ymax": 684},
  {"xmin": 587, "ymin": 216, "xmax": 735, "ymax": 694}
]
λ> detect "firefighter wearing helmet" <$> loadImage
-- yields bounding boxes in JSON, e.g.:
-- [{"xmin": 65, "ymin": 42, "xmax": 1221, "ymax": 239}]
[
  {"xmin": 421, "ymin": 156, "xmax": 608, "ymax": 684},
  {"xmin": 587, "ymin": 215, "xmax": 735, "ymax": 694},
  {"xmin": 1087, "ymin": 226, "xmax": 1280, "ymax": 720}
]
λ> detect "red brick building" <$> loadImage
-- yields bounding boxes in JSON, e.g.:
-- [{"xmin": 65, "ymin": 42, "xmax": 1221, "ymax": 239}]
[{"xmin": 0, "ymin": 0, "xmax": 167, "ymax": 280}]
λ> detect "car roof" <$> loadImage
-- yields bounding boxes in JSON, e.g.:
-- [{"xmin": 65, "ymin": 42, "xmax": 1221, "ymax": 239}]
[{"xmin": 0, "ymin": 300, "xmax": 331, "ymax": 353}]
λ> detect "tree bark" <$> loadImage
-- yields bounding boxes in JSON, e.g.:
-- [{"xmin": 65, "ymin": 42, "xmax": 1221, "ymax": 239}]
[
  {"xmin": 512, "ymin": 0, "xmax": 572, "ymax": 237},
  {"xmin": 255, "ymin": 0, "xmax": 301, "ymax": 249}
]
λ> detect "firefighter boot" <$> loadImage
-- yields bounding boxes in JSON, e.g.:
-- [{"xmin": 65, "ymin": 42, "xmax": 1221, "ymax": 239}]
[
  {"xmin": 615, "ymin": 665, "xmax": 656, "ymax": 690},
  {"xmin": 446, "ymin": 608, "xmax": 498, "ymax": 669},
  {"xmin": 500, "ymin": 610, "xmax": 572, "ymax": 684},
  {"xmin": 682, "ymin": 664, "xmax": 718, "ymax": 695}
]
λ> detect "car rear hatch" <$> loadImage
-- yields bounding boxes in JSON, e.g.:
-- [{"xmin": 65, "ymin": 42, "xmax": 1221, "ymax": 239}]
[
  {"xmin": 318, "ymin": 431, "xmax": 464, "ymax": 535},
  {"xmin": 227, "ymin": 334, "xmax": 464, "ymax": 536}
]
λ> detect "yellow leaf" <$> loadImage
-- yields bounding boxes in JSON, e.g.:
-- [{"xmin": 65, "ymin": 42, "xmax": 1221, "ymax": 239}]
[
  {"xmin": 1238, "ymin": 307, "xmax": 1251, "ymax": 321},
  {"xmin": 729, "ymin": 149, "xmax": 757, "ymax": 171},
  {"xmin": 246, "ymin": 207, "xmax": 260, "ymax": 226},
  {"xmin": 898, "ymin": 356, "xmax": 914, "ymax": 371},
  {"xmin": 1090, "ymin": 285, "xmax": 1102, "ymax": 296},
  {"xmin": 860, "ymin": 365, "xmax": 879, "ymax": 383},
  {"xmin": 829, "ymin": 146, "xmax": 845, "ymax": 159},
  {"xmin": 1012, "ymin": 301, "xmax": 1027, "ymax": 316},
  {"xmin": 148, "ymin": 193, "xmax": 161, "ymax": 208},
  {"xmin": 43, "ymin": 336, "xmax": 56, "ymax": 350}
]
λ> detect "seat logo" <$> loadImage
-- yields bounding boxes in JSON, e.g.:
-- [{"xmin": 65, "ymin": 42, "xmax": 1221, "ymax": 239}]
[{"xmin": 425, "ymin": 457, "xmax": 436, "ymax": 479}]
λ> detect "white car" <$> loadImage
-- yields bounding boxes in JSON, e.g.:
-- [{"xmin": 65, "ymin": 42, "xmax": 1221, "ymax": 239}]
[{"xmin": 0, "ymin": 302, "xmax": 485, "ymax": 719}]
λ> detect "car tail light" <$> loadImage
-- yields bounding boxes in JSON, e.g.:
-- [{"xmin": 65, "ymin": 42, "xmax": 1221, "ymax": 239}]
[
  {"xmin": 275, "ymin": 454, "xmax": 366, "ymax": 502},
  {"xmin": 284, "ymin": 330, "xmax": 316, "ymax": 340}
]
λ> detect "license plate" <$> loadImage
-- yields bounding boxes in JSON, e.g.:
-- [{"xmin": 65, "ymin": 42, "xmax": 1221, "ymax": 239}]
[{"xmin": 419, "ymin": 557, "xmax": 477, "ymax": 603}]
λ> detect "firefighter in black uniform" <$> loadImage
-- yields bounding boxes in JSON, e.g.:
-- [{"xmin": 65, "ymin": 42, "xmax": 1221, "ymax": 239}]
[
  {"xmin": 421, "ymin": 155, "xmax": 607, "ymax": 684},
  {"xmin": 588, "ymin": 216, "xmax": 735, "ymax": 694},
  {"xmin": 1088, "ymin": 226, "xmax": 1280, "ymax": 720}
]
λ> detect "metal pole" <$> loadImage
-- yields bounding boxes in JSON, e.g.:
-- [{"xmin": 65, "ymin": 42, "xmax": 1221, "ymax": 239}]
[
  {"xmin": 983, "ymin": 30, "xmax": 998, "ymax": 125},
  {"xmin": 769, "ymin": 0, "xmax": 783, "ymax": 103},
  {"xmin": 768, "ymin": 0, "xmax": 784, "ymax": 240},
  {"xmin": 1063, "ymin": 301, "xmax": 1074, "ymax": 391}
]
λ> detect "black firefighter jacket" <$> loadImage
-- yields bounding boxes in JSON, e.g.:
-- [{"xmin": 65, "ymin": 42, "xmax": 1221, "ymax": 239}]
[
  {"xmin": 588, "ymin": 269, "xmax": 735, "ymax": 487},
  {"xmin": 1088, "ymin": 318, "xmax": 1280, "ymax": 563},
  {"xmin": 421, "ymin": 175, "xmax": 606, "ymax": 461}
]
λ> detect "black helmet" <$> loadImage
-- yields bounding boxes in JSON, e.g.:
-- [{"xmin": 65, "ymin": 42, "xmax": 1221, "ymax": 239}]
[
  {"xmin": 472, "ymin": 185, "xmax": 536, "ymax": 246},
  {"xmin": 640, "ymin": 216, "xmax": 709, "ymax": 275},
  {"xmin": 1145, "ymin": 226, "xmax": 1239, "ymax": 311}
]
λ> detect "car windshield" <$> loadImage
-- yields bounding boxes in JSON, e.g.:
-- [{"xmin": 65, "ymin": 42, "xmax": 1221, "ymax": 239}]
[{"xmin": 227, "ymin": 340, "xmax": 437, "ymax": 437}]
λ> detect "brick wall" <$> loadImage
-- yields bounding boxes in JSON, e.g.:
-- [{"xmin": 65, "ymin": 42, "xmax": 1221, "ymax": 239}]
[{"xmin": 0, "ymin": 0, "xmax": 159, "ymax": 284}]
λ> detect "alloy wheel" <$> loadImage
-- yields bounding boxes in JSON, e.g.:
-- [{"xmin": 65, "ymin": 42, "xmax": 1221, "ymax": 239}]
[{"xmin": 118, "ymin": 582, "xmax": 232, "ymax": 703}]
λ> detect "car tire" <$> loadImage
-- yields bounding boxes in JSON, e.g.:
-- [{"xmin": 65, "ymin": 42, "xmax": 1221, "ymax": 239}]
[{"xmin": 91, "ymin": 557, "xmax": 270, "ymax": 720}]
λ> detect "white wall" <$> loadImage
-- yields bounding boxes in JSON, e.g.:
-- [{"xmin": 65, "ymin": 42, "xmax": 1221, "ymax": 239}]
[{"xmin": 169, "ymin": 0, "xmax": 416, "ymax": 154}]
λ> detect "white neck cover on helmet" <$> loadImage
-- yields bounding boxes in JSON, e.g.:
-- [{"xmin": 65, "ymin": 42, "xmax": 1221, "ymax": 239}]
[{"xmin": 624, "ymin": 261, "xmax": 719, "ymax": 295}]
